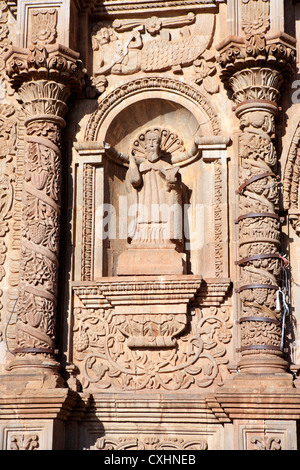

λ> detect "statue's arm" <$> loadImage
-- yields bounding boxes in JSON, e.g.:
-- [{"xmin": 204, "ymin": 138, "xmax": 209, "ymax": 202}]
[
  {"xmin": 172, "ymin": 135, "xmax": 201, "ymax": 165},
  {"xmin": 128, "ymin": 154, "xmax": 142, "ymax": 188},
  {"xmin": 104, "ymin": 143, "xmax": 129, "ymax": 165}
]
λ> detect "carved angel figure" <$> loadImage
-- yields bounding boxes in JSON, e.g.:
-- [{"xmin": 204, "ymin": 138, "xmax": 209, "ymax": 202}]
[{"xmin": 105, "ymin": 128, "xmax": 201, "ymax": 247}]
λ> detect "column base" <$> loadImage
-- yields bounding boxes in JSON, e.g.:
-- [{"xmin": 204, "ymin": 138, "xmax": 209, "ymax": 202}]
[
  {"xmin": 230, "ymin": 354, "xmax": 294, "ymax": 389},
  {"xmin": 1, "ymin": 356, "xmax": 65, "ymax": 390},
  {"xmin": 0, "ymin": 388, "xmax": 79, "ymax": 449},
  {"xmin": 230, "ymin": 372, "xmax": 294, "ymax": 390}
]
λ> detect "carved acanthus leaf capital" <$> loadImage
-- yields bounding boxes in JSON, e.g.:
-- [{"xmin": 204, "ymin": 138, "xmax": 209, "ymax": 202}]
[
  {"xmin": 216, "ymin": 34, "xmax": 295, "ymax": 102},
  {"xmin": 5, "ymin": 44, "xmax": 85, "ymax": 93}
]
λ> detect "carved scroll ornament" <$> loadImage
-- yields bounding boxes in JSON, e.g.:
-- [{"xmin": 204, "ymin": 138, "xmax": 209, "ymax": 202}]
[
  {"xmin": 282, "ymin": 121, "xmax": 300, "ymax": 236},
  {"xmin": 72, "ymin": 301, "xmax": 232, "ymax": 391}
]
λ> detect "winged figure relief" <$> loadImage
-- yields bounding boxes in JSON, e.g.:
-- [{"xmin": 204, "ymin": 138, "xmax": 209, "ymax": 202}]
[{"xmin": 93, "ymin": 13, "xmax": 215, "ymax": 78}]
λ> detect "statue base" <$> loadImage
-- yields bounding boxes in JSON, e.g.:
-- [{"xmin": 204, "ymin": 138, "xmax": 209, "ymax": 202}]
[{"xmin": 116, "ymin": 247, "xmax": 186, "ymax": 275}]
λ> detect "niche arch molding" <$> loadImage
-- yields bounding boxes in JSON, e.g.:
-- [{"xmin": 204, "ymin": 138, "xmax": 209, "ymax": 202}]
[{"xmin": 84, "ymin": 76, "xmax": 222, "ymax": 144}]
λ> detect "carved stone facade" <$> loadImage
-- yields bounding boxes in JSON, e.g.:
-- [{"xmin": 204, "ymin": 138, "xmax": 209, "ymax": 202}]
[{"xmin": 1, "ymin": 0, "xmax": 300, "ymax": 452}]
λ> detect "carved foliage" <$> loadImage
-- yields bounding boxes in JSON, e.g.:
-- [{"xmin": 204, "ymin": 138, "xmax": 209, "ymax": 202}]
[
  {"xmin": 10, "ymin": 434, "xmax": 39, "ymax": 451},
  {"xmin": 95, "ymin": 435, "xmax": 208, "ymax": 450},
  {"xmin": 250, "ymin": 436, "xmax": 281, "ymax": 451},
  {"xmin": 73, "ymin": 305, "xmax": 232, "ymax": 391},
  {"xmin": 16, "ymin": 120, "xmax": 61, "ymax": 355},
  {"xmin": 0, "ymin": 1, "xmax": 12, "ymax": 95},
  {"xmin": 241, "ymin": 0, "xmax": 270, "ymax": 44}
]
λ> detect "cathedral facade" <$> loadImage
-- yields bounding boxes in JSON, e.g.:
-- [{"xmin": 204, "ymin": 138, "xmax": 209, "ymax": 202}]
[{"xmin": 1, "ymin": 0, "xmax": 300, "ymax": 450}]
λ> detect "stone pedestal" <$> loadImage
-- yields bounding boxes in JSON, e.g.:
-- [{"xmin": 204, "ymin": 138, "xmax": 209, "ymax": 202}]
[
  {"xmin": 117, "ymin": 247, "xmax": 186, "ymax": 275},
  {"xmin": 0, "ymin": 389, "xmax": 79, "ymax": 450}
]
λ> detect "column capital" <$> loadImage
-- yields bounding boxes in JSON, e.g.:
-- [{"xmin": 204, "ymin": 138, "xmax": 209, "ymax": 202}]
[
  {"xmin": 5, "ymin": 44, "xmax": 85, "ymax": 93},
  {"xmin": 216, "ymin": 33, "xmax": 296, "ymax": 103}
]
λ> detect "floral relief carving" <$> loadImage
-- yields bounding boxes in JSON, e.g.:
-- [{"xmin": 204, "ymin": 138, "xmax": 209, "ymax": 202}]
[
  {"xmin": 15, "ymin": 119, "xmax": 61, "ymax": 356},
  {"xmin": 250, "ymin": 436, "xmax": 281, "ymax": 451},
  {"xmin": 72, "ymin": 303, "xmax": 232, "ymax": 391},
  {"xmin": 241, "ymin": 0, "xmax": 270, "ymax": 45},
  {"xmin": 95, "ymin": 435, "xmax": 208, "ymax": 450},
  {"xmin": 10, "ymin": 434, "xmax": 39, "ymax": 451},
  {"xmin": 30, "ymin": 9, "xmax": 58, "ymax": 46}
]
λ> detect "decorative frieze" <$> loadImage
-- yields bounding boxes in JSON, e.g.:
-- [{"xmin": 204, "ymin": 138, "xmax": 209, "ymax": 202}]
[
  {"xmin": 95, "ymin": 435, "xmax": 208, "ymax": 450},
  {"xmin": 72, "ymin": 278, "xmax": 232, "ymax": 391}
]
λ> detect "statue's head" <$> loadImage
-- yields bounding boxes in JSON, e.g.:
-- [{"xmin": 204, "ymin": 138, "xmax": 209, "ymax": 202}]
[{"xmin": 145, "ymin": 130, "xmax": 161, "ymax": 163}]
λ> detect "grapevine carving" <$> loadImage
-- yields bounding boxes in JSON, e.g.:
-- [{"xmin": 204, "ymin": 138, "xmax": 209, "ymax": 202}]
[{"xmin": 73, "ymin": 305, "xmax": 232, "ymax": 391}]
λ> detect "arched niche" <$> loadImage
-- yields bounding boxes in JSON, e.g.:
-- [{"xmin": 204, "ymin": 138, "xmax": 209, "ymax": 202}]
[
  {"xmin": 76, "ymin": 79, "xmax": 229, "ymax": 279},
  {"xmin": 104, "ymin": 97, "xmax": 203, "ymax": 154},
  {"xmin": 85, "ymin": 76, "xmax": 222, "ymax": 142}
]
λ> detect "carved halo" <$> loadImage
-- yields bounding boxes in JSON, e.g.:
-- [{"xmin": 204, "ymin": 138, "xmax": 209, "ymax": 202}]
[{"xmin": 130, "ymin": 127, "xmax": 185, "ymax": 163}]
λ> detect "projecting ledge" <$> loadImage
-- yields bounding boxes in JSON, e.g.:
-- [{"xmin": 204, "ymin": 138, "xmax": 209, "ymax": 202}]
[{"xmin": 206, "ymin": 388, "xmax": 300, "ymax": 421}]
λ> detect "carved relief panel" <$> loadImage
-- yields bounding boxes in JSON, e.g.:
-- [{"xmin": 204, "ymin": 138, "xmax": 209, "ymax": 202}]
[
  {"xmin": 90, "ymin": 12, "xmax": 217, "ymax": 95},
  {"xmin": 16, "ymin": 0, "xmax": 78, "ymax": 49},
  {"xmin": 70, "ymin": 8, "xmax": 233, "ymax": 394}
]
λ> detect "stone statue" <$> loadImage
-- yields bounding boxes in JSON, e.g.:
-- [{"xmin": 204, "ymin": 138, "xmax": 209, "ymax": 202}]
[{"xmin": 105, "ymin": 128, "xmax": 201, "ymax": 275}]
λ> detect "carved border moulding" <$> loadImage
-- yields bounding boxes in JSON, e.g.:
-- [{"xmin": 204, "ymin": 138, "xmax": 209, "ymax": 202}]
[
  {"xmin": 71, "ymin": 278, "xmax": 233, "ymax": 391},
  {"xmin": 216, "ymin": 22, "xmax": 296, "ymax": 381},
  {"xmin": 282, "ymin": 119, "xmax": 300, "ymax": 237},
  {"xmin": 0, "ymin": 102, "xmax": 18, "ymax": 352},
  {"xmin": 73, "ymin": 142, "xmax": 106, "ymax": 282},
  {"xmin": 85, "ymin": 76, "xmax": 221, "ymax": 142},
  {"xmin": 84, "ymin": 0, "xmax": 219, "ymax": 16}
]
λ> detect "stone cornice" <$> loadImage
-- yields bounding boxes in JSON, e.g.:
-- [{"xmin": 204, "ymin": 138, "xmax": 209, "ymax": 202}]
[
  {"xmin": 206, "ymin": 389, "xmax": 300, "ymax": 421},
  {"xmin": 78, "ymin": 0, "xmax": 218, "ymax": 16}
]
